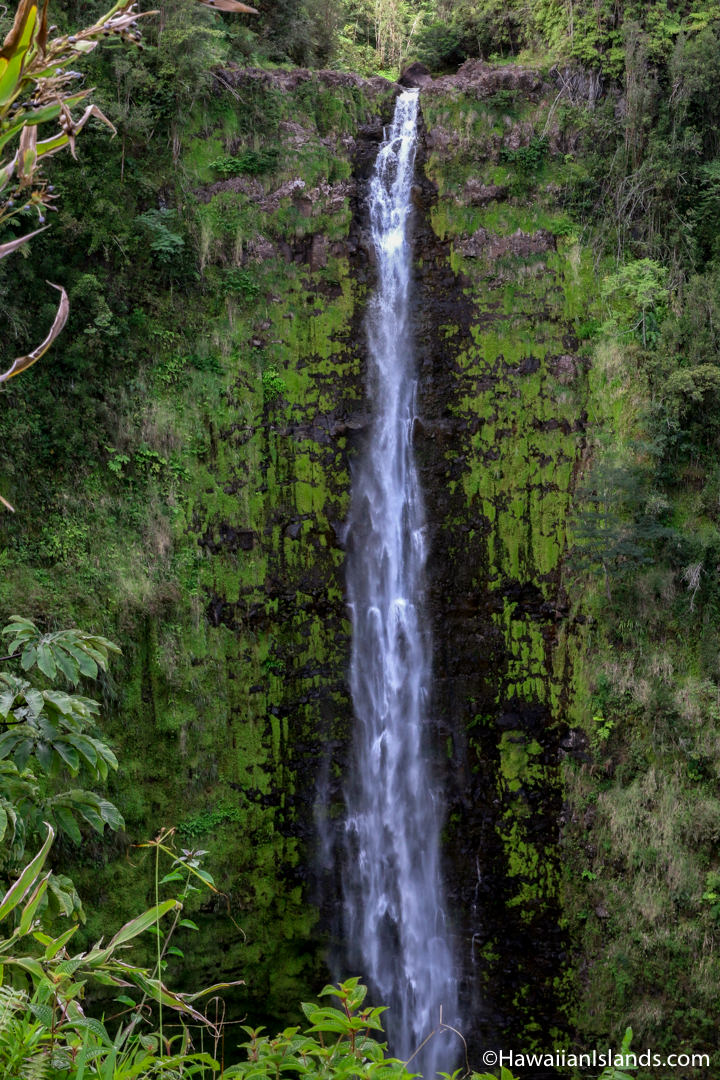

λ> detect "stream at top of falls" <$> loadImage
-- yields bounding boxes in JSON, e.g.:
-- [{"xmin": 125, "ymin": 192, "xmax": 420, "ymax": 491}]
[{"xmin": 341, "ymin": 89, "xmax": 458, "ymax": 1077}]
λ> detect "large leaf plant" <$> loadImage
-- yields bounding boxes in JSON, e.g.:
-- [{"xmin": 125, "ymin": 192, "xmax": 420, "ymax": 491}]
[{"xmin": 0, "ymin": 616, "xmax": 125, "ymax": 921}]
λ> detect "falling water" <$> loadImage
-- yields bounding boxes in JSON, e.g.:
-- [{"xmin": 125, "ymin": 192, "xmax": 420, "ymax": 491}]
[{"xmin": 342, "ymin": 90, "xmax": 457, "ymax": 1076}]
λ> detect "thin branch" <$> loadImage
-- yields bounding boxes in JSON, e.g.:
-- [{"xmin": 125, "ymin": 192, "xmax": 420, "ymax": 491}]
[{"xmin": 404, "ymin": 1008, "xmax": 471, "ymax": 1077}]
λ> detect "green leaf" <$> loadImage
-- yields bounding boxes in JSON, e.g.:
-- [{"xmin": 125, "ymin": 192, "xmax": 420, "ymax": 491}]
[
  {"xmin": 54, "ymin": 806, "xmax": 82, "ymax": 845},
  {"xmin": 20, "ymin": 646, "xmax": 37, "ymax": 672},
  {"xmin": 96, "ymin": 743, "xmax": 118, "ymax": 771},
  {"xmin": 159, "ymin": 870, "xmax": 184, "ymax": 885},
  {"xmin": 64, "ymin": 733, "xmax": 97, "ymax": 767},
  {"xmin": 54, "ymin": 741, "xmax": 80, "ymax": 773},
  {"xmin": 71, "ymin": 1016, "xmax": 110, "ymax": 1042},
  {"xmin": 75, "ymin": 801, "xmax": 105, "ymax": 833},
  {"xmin": 29, "ymin": 1002, "xmax": 54, "ymax": 1027},
  {"xmin": 304, "ymin": 1018, "xmax": 352, "ymax": 1035},
  {"xmin": 98, "ymin": 799, "xmax": 123, "ymax": 830},
  {"xmin": 42, "ymin": 689, "xmax": 76, "ymax": 715},
  {"xmin": 0, "ymin": 687, "xmax": 18, "ymax": 719},
  {"xmin": 127, "ymin": 969, "xmax": 207, "ymax": 1022},
  {"xmin": 13, "ymin": 738, "xmax": 33, "ymax": 771},
  {"xmin": 0, "ymin": 731, "xmax": 25, "ymax": 760},
  {"xmin": 64, "ymin": 644, "xmax": 98, "ymax": 679},
  {"xmin": 42, "ymin": 922, "xmax": 79, "ymax": 960},
  {"xmin": 24, "ymin": 688, "xmax": 43, "ymax": 716},
  {"xmin": 35, "ymin": 740, "xmax": 52, "ymax": 772},
  {"xmin": 53, "ymin": 649, "xmax": 80, "ymax": 684},
  {"xmin": 12, "ymin": 956, "xmax": 47, "ymax": 984},
  {"xmin": 47, "ymin": 875, "xmax": 80, "ymax": 919},
  {"xmin": 17, "ymin": 871, "xmax": 51, "ymax": 934},
  {"xmin": 185, "ymin": 978, "xmax": 246, "ymax": 1001},
  {"xmin": 3, "ymin": 617, "xmax": 35, "ymax": 636},
  {"xmin": 0, "ymin": 824, "xmax": 54, "ymax": 921},
  {"xmin": 107, "ymin": 899, "xmax": 180, "ymax": 950},
  {"xmin": 35, "ymin": 645, "xmax": 57, "ymax": 680}
]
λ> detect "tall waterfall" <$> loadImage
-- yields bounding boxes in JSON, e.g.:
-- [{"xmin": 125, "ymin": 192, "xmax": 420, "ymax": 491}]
[{"xmin": 342, "ymin": 89, "xmax": 457, "ymax": 1076}]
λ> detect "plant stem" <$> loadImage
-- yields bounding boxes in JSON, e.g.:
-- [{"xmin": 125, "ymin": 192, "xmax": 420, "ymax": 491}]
[{"xmin": 155, "ymin": 837, "xmax": 164, "ymax": 1059}]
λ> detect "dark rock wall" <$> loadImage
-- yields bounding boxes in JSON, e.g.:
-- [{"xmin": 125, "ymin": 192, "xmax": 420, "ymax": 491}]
[
  {"xmin": 413, "ymin": 77, "xmax": 595, "ymax": 1063},
  {"xmin": 1, "ymin": 60, "xmax": 598, "ymax": 1056}
]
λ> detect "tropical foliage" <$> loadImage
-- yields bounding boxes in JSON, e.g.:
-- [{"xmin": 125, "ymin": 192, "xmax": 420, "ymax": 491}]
[
  {"xmin": 0, "ymin": 617, "xmax": 124, "ymax": 925},
  {"xmin": 2, "ymin": 0, "xmax": 720, "ymax": 1072}
]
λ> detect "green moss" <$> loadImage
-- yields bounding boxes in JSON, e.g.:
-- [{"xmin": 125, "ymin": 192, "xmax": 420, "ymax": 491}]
[
  {"xmin": 0, "ymin": 69, "xmax": 395, "ymax": 1031},
  {"xmin": 423, "ymin": 86, "xmax": 598, "ymax": 1046}
]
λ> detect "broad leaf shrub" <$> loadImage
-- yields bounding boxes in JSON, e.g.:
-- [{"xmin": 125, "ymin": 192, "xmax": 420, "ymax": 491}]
[
  {"xmin": 0, "ymin": 825, "xmax": 240, "ymax": 1077},
  {"xmin": 0, "ymin": 831, "xmax": 637, "ymax": 1080},
  {"xmin": 0, "ymin": 617, "xmax": 124, "ymax": 910},
  {"xmin": 231, "ymin": 978, "xmax": 412, "ymax": 1080}
]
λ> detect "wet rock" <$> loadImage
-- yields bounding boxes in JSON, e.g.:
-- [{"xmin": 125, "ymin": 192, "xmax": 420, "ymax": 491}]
[
  {"xmin": 550, "ymin": 64, "xmax": 603, "ymax": 107},
  {"xmin": 331, "ymin": 415, "xmax": 370, "ymax": 436},
  {"xmin": 399, "ymin": 62, "xmax": 432, "ymax": 89},
  {"xmin": 424, "ymin": 124, "xmax": 458, "ymax": 154},
  {"xmin": 245, "ymin": 235, "xmax": 277, "ymax": 262},
  {"xmin": 261, "ymin": 177, "xmax": 306, "ymax": 212},
  {"xmin": 559, "ymin": 729, "xmax": 588, "ymax": 755},
  {"xmin": 458, "ymin": 227, "xmax": 557, "ymax": 260},
  {"xmin": 462, "ymin": 180, "xmax": 508, "ymax": 206},
  {"xmin": 502, "ymin": 119, "xmax": 536, "ymax": 151},
  {"xmin": 198, "ymin": 524, "xmax": 255, "ymax": 555},
  {"xmin": 425, "ymin": 58, "xmax": 545, "ymax": 101},
  {"xmin": 218, "ymin": 65, "xmax": 399, "ymax": 100},
  {"xmin": 357, "ymin": 117, "xmax": 384, "ymax": 142},
  {"xmin": 551, "ymin": 354, "xmax": 579, "ymax": 384},
  {"xmin": 278, "ymin": 119, "xmax": 314, "ymax": 151},
  {"xmin": 196, "ymin": 174, "xmax": 263, "ymax": 203}
]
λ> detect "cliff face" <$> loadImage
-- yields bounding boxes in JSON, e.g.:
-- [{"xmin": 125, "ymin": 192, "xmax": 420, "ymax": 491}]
[
  {"xmin": 0, "ymin": 67, "xmax": 400, "ymax": 1026},
  {"xmin": 413, "ymin": 64, "xmax": 594, "ymax": 1054},
  {"xmin": 9, "ymin": 52, "xmax": 711, "ymax": 1068},
  {"xmin": 116, "ymin": 71, "xmax": 402, "ymax": 1024},
  {"xmin": 137, "ymin": 60, "xmax": 595, "ymax": 1047},
  {"xmin": 0, "ymin": 52, "xmax": 597, "ymax": 1048}
]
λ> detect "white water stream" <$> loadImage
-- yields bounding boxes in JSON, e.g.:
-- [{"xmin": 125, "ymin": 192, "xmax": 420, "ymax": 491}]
[{"xmin": 342, "ymin": 89, "xmax": 457, "ymax": 1076}]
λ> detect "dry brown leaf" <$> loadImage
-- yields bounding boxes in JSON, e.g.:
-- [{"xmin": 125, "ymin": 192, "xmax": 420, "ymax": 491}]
[
  {"xmin": 0, "ymin": 281, "xmax": 68, "ymax": 382},
  {"xmin": 17, "ymin": 122, "xmax": 37, "ymax": 181},
  {"xmin": 0, "ymin": 224, "xmax": 49, "ymax": 260},
  {"xmin": 101, "ymin": 9, "xmax": 157, "ymax": 32},
  {"xmin": 197, "ymin": 0, "xmax": 258, "ymax": 11},
  {"xmin": 72, "ymin": 101, "xmax": 116, "ymax": 141},
  {"xmin": 0, "ymin": 0, "xmax": 36, "ymax": 60},
  {"xmin": 35, "ymin": 0, "xmax": 50, "ymax": 54}
]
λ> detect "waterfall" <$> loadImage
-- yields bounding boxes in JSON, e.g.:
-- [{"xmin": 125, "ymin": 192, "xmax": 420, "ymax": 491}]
[{"xmin": 342, "ymin": 89, "xmax": 457, "ymax": 1076}]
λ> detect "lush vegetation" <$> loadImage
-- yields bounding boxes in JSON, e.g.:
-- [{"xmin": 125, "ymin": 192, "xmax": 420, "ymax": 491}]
[
  {"xmin": 230, "ymin": 0, "xmax": 720, "ymax": 81},
  {"xmin": 3, "ymin": 0, "xmax": 720, "ymax": 1075}
]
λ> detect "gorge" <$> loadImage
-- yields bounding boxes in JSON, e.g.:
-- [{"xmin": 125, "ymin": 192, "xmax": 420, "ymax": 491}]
[
  {"xmin": 2, "ymin": 61, "xmax": 590, "ymax": 1060},
  {"xmin": 3, "ymin": 5, "xmax": 720, "ymax": 1075}
]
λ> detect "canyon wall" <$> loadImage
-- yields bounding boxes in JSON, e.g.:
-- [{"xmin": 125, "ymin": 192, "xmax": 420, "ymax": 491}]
[{"xmin": 4, "ymin": 55, "xmax": 720, "ymax": 1077}]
